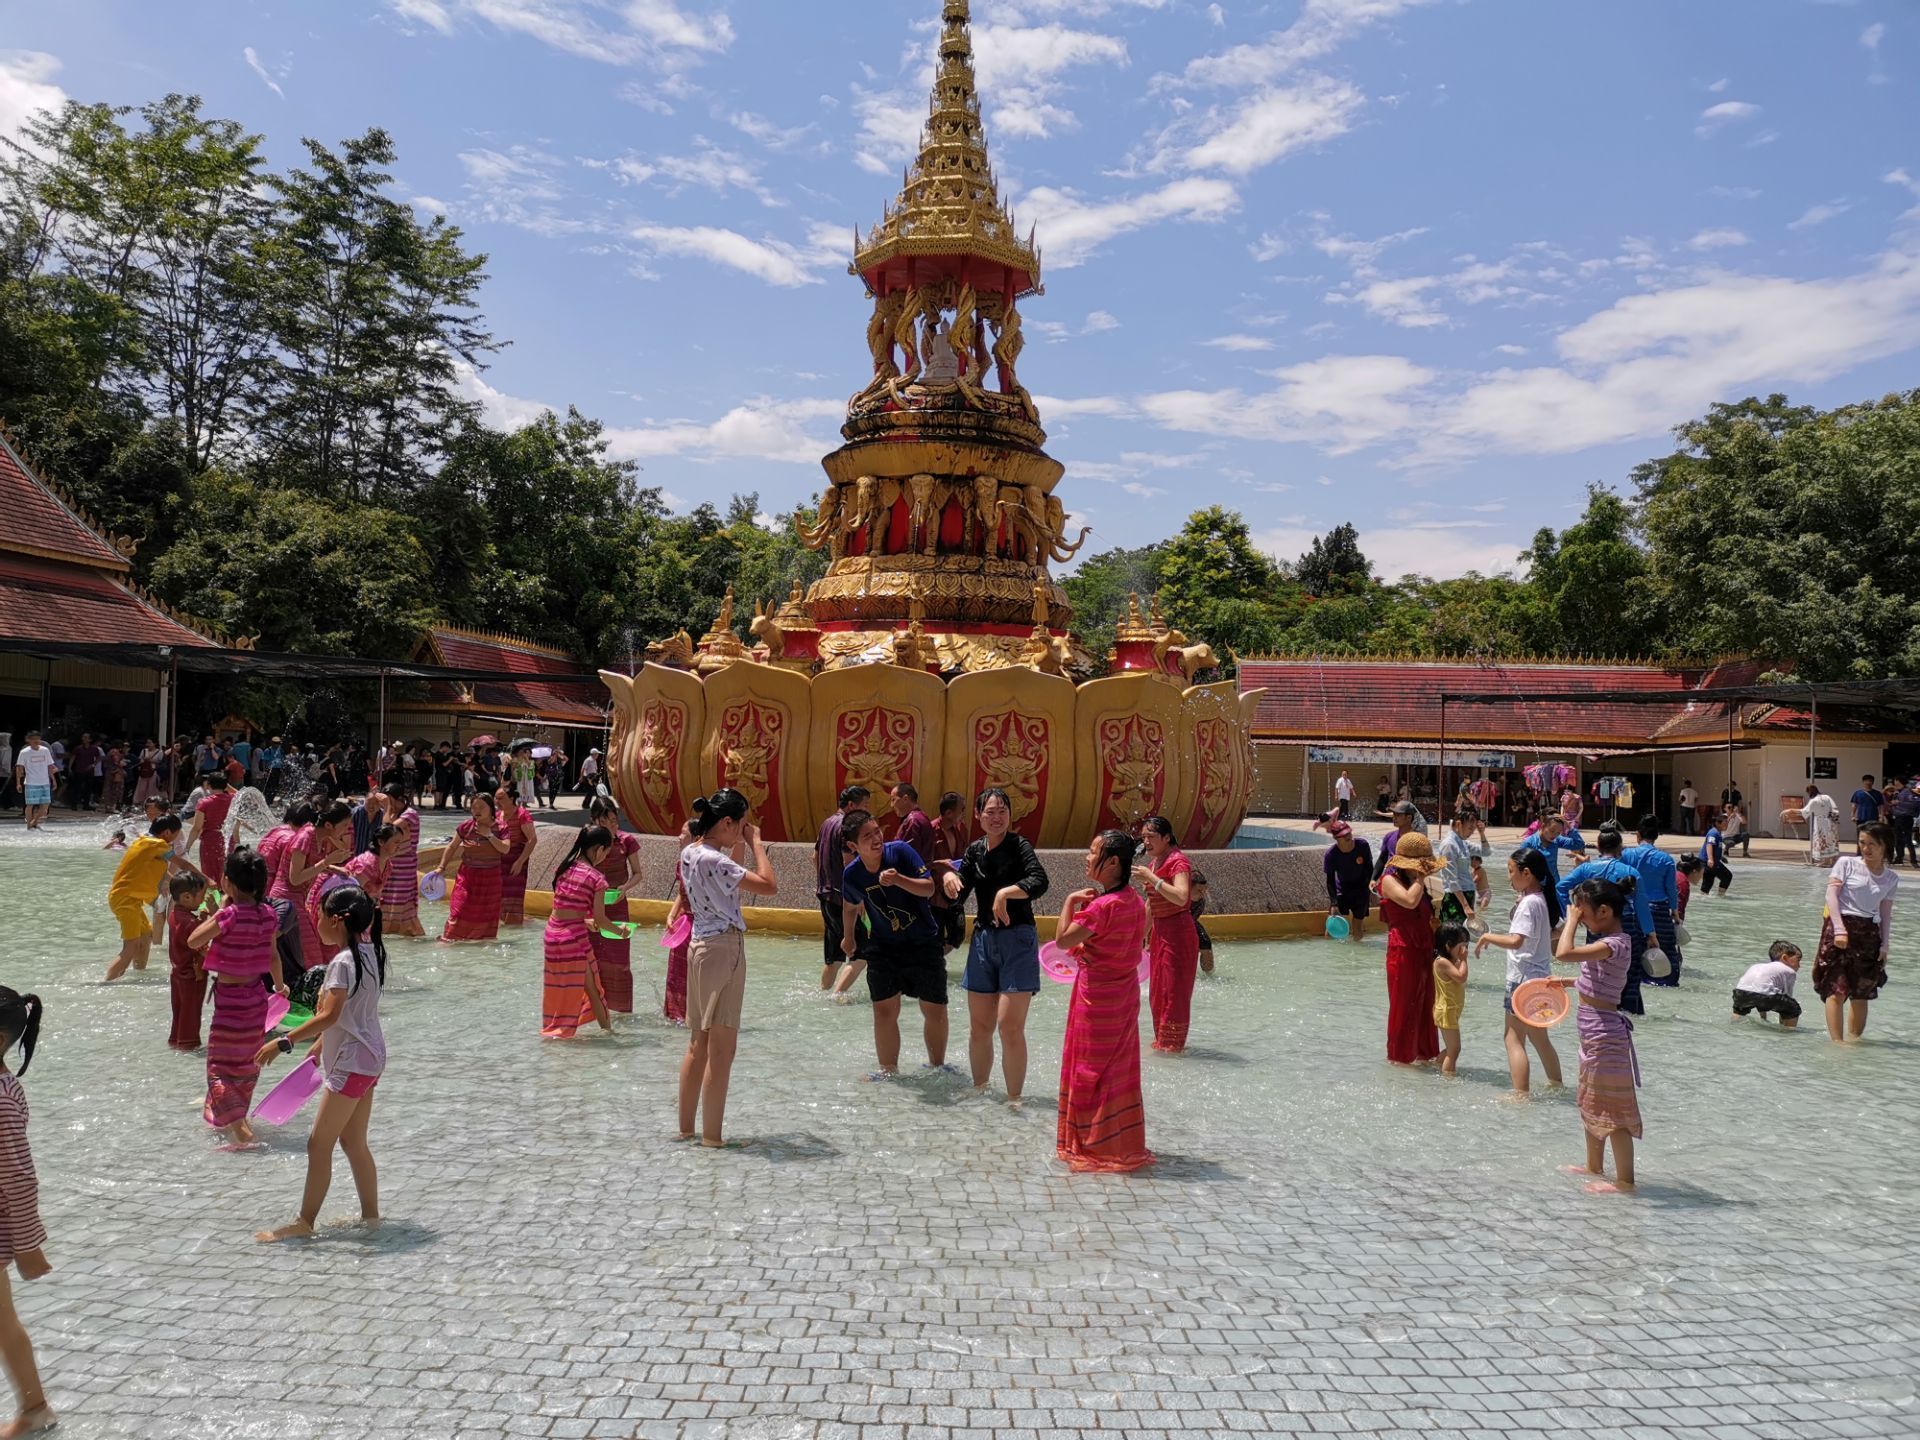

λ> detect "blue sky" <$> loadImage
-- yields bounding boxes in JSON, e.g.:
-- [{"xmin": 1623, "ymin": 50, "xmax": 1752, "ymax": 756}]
[{"xmin": 4, "ymin": 0, "xmax": 1917, "ymax": 581}]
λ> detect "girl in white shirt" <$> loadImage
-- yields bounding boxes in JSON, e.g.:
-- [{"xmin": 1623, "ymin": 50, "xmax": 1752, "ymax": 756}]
[
  {"xmin": 1814, "ymin": 822, "xmax": 1899, "ymax": 1043},
  {"xmin": 1476, "ymin": 848, "xmax": 1565, "ymax": 1096}
]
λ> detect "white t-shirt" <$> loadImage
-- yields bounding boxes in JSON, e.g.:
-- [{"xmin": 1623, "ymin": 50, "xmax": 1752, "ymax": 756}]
[
  {"xmin": 1679, "ymin": 787, "xmax": 1697, "ymax": 808},
  {"xmin": 1335, "ymin": 776, "xmax": 1354, "ymax": 800},
  {"xmin": 1735, "ymin": 960, "xmax": 1797, "ymax": 997},
  {"xmin": 679, "ymin": 843, "xmax": 747, "ymax": 940},
  {"xmin": 319, "ymin": 946, "xmax": 386, "ymax": 1085},
  {"xmin": 1830, "ymin": 855, "xmax": 1898, "ymax": 920},
  {"xmin": 1506, "ymin": 891, "xmax": 1552, "ymax": 986},
  {"xmin": 17, "ymin": 746, "xmax": 53, "ymax": 786}
]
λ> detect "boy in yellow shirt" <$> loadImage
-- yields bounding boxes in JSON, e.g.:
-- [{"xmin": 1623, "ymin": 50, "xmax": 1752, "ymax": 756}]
[{"xmin": 105, "ymin": 815, "xmax": 195, "ymax": 982}]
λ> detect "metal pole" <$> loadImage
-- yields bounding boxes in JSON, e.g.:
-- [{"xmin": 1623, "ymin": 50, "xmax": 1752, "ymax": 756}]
[
  {"xmin": 1439, "ymin": 696, "xmax": 1448, "ymax": 821},
  {"xmin": 378, "ymin": 669, "xmax": 388, "ymax": 764}
]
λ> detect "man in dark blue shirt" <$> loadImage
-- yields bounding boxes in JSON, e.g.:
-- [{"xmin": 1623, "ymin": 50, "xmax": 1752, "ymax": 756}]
[
  {"xmin": 841, "ymin": 808, "xmax": 950, "ymax": 1080},
  {"xmin": 1851, "ymin": 776, "xmax": 1883, "ymax": 830}
]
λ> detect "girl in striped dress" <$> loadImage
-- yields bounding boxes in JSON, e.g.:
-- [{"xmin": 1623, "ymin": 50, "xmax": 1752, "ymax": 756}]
[
  {"xmin": 542, "ymin": 827, "xmax": 615, "ymax": 1039},
  {"xmin": 190, "ymin": 847, "xmax": 287, "ymax": 1148},
  {"xmin": 494, "ymin": 784, "xmax": 540, "ymax": 928},
  {"xmin": 439, "ymin": 794, "xmax": 510, "ymax": 942},
  {"xmin": 1554, "ymin": 877, "xmax": 1642, "ymax": 1194},
  {"xmin": 0, "ymin": 988, "xmax": 54, "ymax": 1440},
  {"xmin": 586, "ymin": 797, "xmax": 642, "ymax": 1014},
  {"xmin": 377, "ymin": 784, "xmax": 425, "ymax": 937},
  {"xmin": 1055, "ymin": 831, "xmax": 1154, "ymax": 1173}
]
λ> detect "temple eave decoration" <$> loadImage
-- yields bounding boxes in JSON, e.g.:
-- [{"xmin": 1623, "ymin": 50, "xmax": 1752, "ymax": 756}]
[{"xmin": 604, "ymin": 0, "xmax": 1258, "ymax": 849}]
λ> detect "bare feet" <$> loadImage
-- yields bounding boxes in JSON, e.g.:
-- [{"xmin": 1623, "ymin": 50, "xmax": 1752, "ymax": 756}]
[
  {"xmin": 255, "ymin": 1219, "xmax": 316, "ymax": 1243},
  {"xmin": 0, "ymin": 1404, "xmax": 57, "ymax": 1438},
  {"xmin": 1559, "ymin": 1163, "xmax": 1601, "ymax": 1176},
  {"xmin": 1584, "ymin": 1179, "xmax": 1636, "ymax": 1195},
  {"xmin": 1006, "ymin": 1097, "xmax": 1023, "ymax": 1112}
]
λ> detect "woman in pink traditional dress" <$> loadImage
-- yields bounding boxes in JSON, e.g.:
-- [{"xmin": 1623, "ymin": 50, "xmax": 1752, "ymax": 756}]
[
  {"xmin": 439, "ymin": 793, "xmax": 510, "ymax": 942},
  {"xmin": 542, "ymin": 826, "xmax": 615, "ymax": 1039},
  {"xmin": 376, "ymin": 782, "xmax": 425, "ymax": 937},
  {"xmin": 494, "ymin": 783, "xmax": 540, "ymax": 928},
  {"xmin": 186, "ymin": 773, "xmax": 235, "ymax": 891},
  {"xmin": 1055, "ymin": 830, "xmax": 1154, "ymax": 1173},
  {"xmin": 585, "ymin": 796, "xmax": 641, "ymax": 1014},
  {"xmin": 311, "ymin": 824, "xmax": 404, "ymax": 944},
  {"xmin": 271, "ymin": 801, "xmax": 350, "ymax": 970},
  {"xmin": 190, "ymin": 846, "xmax": 286, "ymax": 1147},
  {"xmin": 1134, "ymin": 816, "xmax": 1199, "ymax": 1054}
]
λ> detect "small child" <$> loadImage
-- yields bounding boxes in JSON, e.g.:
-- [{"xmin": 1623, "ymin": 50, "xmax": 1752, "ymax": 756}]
[
  {"xmin": 1732, "ymin": 941, "xmax": 1803, "ymax": 1028},
  {"xmin": 1432, "ymin": 922, "xmax": 1469, "ymax": 1076},
  {"xmin": 1191, "ymin": 871, "xmax": 1215, "ymax": 975},
  {"xmin": 1675, "ymin": 855, "xmax": 1698, "ymax": 919},
  {"xmin": 1470, "ymin": 854, "xmax": 1492, "ymax": 910},
  {"xmin": 1553, "ymin": 878, "xmax": 1641, "ymax": 1194},
  {"xmin": 166, "ymin": 872, "xmax": 210, "ymax": 1051},
  {"xmin": 0, "ymin": 987, "xmax": 54, "ymax": 1439}
]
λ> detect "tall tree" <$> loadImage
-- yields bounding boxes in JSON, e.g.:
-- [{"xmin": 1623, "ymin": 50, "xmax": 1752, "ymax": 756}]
[{"xmin": 1294, "ymin": 522, "xmax": 1372, "ymax": 597}]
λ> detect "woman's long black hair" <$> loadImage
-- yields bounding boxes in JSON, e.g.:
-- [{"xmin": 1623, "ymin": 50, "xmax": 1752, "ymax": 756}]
[
  {"xmin": 282, "ymin": 799, "xmax": 317, "ymax": 828},
  {"xmin": 0, "ymin": 988, "xmax": 43, "ymax": 1075},
  {"xmin": 224, "ymin": 844, "xmax": 270, "ymax": 903},
  {"xmin": 321, "ymin": 884, "xmax": 386, "ymax": 994},
  {"xmin": 1510, "ymin": 846, "xmax": 1562, "ymax": 928},
  {"xmin": 688, "ymin": 788, "xmax": 748, "ymax": 838},
  {"xmin": 559, "ymin": 824, "xmax": 615, "ymax": 876},
  {"xmin": 1093, "ymin": 830, "xmax": 1139, "ymax": 894}
]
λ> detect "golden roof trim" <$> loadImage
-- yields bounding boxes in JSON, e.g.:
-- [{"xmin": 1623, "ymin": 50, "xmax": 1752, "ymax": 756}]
[{"xmin": 430, "ymin": 624, "xmax": 578, "ymax": 661}]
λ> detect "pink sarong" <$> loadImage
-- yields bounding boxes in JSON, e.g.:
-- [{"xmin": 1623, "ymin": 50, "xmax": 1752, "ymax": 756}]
[{"xmin": 1057, "ymin": 889, "xmax": 1154, "ymax": 1173}]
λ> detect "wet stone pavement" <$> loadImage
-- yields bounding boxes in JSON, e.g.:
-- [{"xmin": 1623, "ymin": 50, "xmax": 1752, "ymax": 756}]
[{"xmin": 1, "ymin": 838, "xmax": 1914, "ymax": 1439}]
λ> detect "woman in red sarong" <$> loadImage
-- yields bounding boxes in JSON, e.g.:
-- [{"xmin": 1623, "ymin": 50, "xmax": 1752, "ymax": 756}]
[
  {"xmin": 1056, "ymin": 829, "xmax": 1154, "ymax": 1173},
  {"xmin": 1134, "ymin": 816, "xmax": 1199, "ymax": 1053},
  {"xmin": 586, "ymin": 796, "xmax": 641, "ymax": 1014},
  {"xmin": 1379, "ymin": 831, "xmax": 1444, "ymax": 1065},
  {"xmin": 187, "ymin": 774, "xmax": 235, "ymax": 889},
  {"xmin": 440, "ymin": 793, "xmax": 510, "ymax": 942},
  {"xmin": 494, "ymin": 783, "xmax": 540, "ymax": 927}
]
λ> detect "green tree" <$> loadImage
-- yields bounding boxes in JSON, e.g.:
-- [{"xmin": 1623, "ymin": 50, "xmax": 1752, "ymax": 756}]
[
  {"xmin": 1522, "ymin": 484, "xmax": 1663, "ymax": 657},
  {"xmin": 1060, "ymin": 541, "xmax": 1167, "ymax": 668},
  {"xmin": 1293, "ymin": 522, "xmax": 1372, "ymax": 597}
]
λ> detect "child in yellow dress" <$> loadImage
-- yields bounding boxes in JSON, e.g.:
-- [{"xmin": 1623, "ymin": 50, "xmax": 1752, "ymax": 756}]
[{"xmin": 1432, "ymin": 922, "xmax": 1470, "ymax": 1077}]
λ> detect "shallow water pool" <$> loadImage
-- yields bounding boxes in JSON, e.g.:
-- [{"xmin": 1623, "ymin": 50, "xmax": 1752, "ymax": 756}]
[{"xmin": 1, "ymin": 831, "xmax": 1914, "ymax": 1438}]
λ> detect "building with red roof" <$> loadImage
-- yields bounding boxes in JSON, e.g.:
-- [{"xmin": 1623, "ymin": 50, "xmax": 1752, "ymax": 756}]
[
  {"xmin": 387, "ymin": 626, "xmax": 605, "ymax": 749},
  {"xmin": 0, "ymin": 425, "xmax": 221, "ymax": 745},
  {"xmin": 1237, "ymin": 654, "xmax": 1919, "ymax": 839}
]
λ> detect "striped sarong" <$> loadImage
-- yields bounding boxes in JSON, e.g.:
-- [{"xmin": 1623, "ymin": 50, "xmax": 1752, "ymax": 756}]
[
  {"xmin": 1646, "ymin": 900, "xmax": 1681, "ymax": 987},
  {"xmin": 1576, "ymin": 1005, "xmax": 1642, "ymax": 1140},
  {"xmin": 444, "ymin": 860, "xmax": 502, "ymax": 941},
  {"xmin": 382, "ymin": 810, "xmax": 424, "ymax": 936},
  {"xmin": 1147, "ymin": 912, "xmax": 1200, "ymax": 1053},
  {"xmin": 1617, "ymin": 907, "xmax": 1647, "ymax": 1017},
  {"xmin": 541, "ymin": 918, "xmax": 593, "ymax": 1038},
  {"xmin": 204, "ymin": 982, "xmax": 270, "ymax": 1128},
  {"xmin": 1057, "ymin": 890, "xmax": 1154, "ymax": 1173},
  {"xmin": 590, "ymin": 898, "xmax": 634, "ymax": 1014}
]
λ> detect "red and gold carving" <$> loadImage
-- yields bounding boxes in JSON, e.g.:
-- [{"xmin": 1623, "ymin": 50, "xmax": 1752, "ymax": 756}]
[
  {"xmin": 1096, "ymin": 714, "xmax": 1166, "ymax": 831},
  {"xmin": 942, "ymin": 668, "xmax": 1076, "ymax": 847},
  {"xmin": 1067, "ymin": 673, "xmax": 1193, "ymax": 843},
  {"xmin": 837, "ymin": 708, "xmax": 915, "ymax": 798},
  {"xmin": 1181, "ymin": 682, "xmax": 1256, "ymax": 850},
  {"xmin": 604, "ymin": 663, "xmax": 705, "ymax": 836},
  {"xmin": 699, "ymin": 661, "xmax": 812, "ymax": 842},
  {"xmin": 809, "ymin": 664, "xmax": 945, "ymax": 824}
]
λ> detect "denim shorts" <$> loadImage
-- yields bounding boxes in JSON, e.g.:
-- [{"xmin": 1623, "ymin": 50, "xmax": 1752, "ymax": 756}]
[{"xmin": 962, "ymin": 924, "xmax": 1040, "ymax": 995}]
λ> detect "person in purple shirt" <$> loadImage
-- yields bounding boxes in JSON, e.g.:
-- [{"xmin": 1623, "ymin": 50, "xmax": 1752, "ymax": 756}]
[
  {"xmin": 889, "ymin": 783, "xmax": 936, "ymax": 865},
  {"xmin": 1322, "ymin": 821, "xmax": 1374, "ymax": 941},
  {"xmin": 815, "ymin": 785, "xmax": 870, "ymax": 991}
]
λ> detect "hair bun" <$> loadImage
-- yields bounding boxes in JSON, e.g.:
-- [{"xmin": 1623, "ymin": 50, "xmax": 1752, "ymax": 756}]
[{"xmin": 691, "ymin": 797, "xmax": 710, "ymax": 815}]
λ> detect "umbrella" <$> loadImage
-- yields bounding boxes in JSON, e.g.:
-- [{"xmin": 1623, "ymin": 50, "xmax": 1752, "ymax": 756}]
[{"xmin": 470, "ymin": 734, "xmax": 498, "ymax": 747}]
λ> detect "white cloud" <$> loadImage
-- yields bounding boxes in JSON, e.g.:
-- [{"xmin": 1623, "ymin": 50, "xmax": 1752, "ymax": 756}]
[
  {"xmin": 726, "ymin": 110, "xmax": 813, "ymax": 151},
  {"xmin": 1860, "ymin": 22, "xmax": 1885, "ymax": 49},
  {"xmin": 1251, "ymin": 520, "xmax": 1525, "ymax": 582},
  {"xmin": 242, "ymin": 47, "xmax": 285, "ymax": 98},
  {"xmin": 1142, "ymin": 355, "xmax": 1436, "ymax": 454},
  {"xmin": 1034, "ymin": 394, "xmax": 1138, "ymax": 419},
  {"xmin": 1788, "ymin": 200, "xmax": 1850, "ymax": 229},
  {"xmin": 1250, "ymin": 232, "xmax": 1289, "ymax": 261},
  {"xmin": 610, "ymin": 141, "xmax": 780, "ymax": 206},
  {"xmin": 1687, "ymin": 227, "xmax": 1750, "ymax": 250},
  {"xmin": 1494, "ymin": 343, "xmax": 1528, "ymax": 356},
  {"xmin": 628, "ymin": 222, "xmax": 829, "ymax": 286},
  {"xmin": 1019, "ymin": 177, "xmax": 1239, "ymax": 267},
  {"xmin": 1121, "ymin": 481, "xmax": 1167, "ymax": 498},
  {"xmin": 1168, "ymin": 0, "xmax": 1435, "ymax": 89},
  {"xmin": 1695, "ymin": 100, "xmax": 1760, "ymax": 138},
  {"xmin": 603, "ymin": 397, "xmax": 843, "ymax": 464},
  {"xmin": 390, "ymin": 0, "xmax": 732, "ymax": 66},
  {"xmin": 973, "ymin": 22, "xmax": 1129, "ymax": 138},
  {"xmin": 389, "ymin": 0, "xmax": 455, "ymax": 33},
  {"xmin": 850, "ymin": 84, "xmax": 924, "ymax": 175},
  {"xmin": 1204, "ymin": 334, "xmax": 1277, "ymax": 351},
  {"xmin": 1707, "ymin": 76, "xmax": 1729, "ymax": 93},
  {"xmin": 0, "ymin": 50, "xmax": 66, "ymax": 143},
  {"xmin": 1170, "ymin": 76, "xmax": 1365, "ymax": 174},
  {"xmin": 1327, "ymin": 274, "xmax": 1444, "ymax": 327},
  {"xmin": 455, "ymin": 145, "xmax": 601, "ymax": 236},
  {"xmin": 1208, "ymin": 2, "xmax": 1226, "ymax": 24},
  {"xmin": 1083, "ymin": 309, "xmax": 1121, "ymax": 333}
]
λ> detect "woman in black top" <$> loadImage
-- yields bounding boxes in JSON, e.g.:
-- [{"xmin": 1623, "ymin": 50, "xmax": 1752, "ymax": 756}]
[{"xmin": 941, "ymin": 787, "xmax": 1050, "ymax": 1108}]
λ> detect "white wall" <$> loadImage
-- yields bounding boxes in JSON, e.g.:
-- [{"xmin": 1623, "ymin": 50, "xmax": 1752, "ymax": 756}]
[{"xmin": 1753, "ymin": 739, "xmax": 1888, "ymax": 838}]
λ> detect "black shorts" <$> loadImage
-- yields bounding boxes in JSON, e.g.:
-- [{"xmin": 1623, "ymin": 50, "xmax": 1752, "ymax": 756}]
[
  {"xmin": 1732, "ymin": 989, "xmax": 1802, "ymax": 1021},
  {"xmin": 1335, "ymin": 895, "xmax": 1371, "ymax": 920},
  {"xmin": 819, "ymin": 897, "xmax": 844, "ymax": 965},
  {"xmin": 865, "ymin": 941, "xmax": 949, "ymax": 1006}
]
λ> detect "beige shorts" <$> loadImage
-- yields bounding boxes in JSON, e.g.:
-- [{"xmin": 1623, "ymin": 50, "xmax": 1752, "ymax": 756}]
[{"xmin": 687, "ymin": 930, "xmax": 747, "ymax": 1031}]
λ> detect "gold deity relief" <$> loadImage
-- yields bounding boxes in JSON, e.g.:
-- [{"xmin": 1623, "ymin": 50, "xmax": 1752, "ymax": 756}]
[
  {"xmin": 608, "ymin": 663, "xmax": 705, "ymax": 837},
  {"xmin": 1066, "ymin": 671, "xmax": 1195, "ymax": 842},
  {"xmin": 699, "ymin": 660, "xmax": 811, "ymax": 842},
  {"xmin": 808, "ymin": 663, "xmax": 946, "ymax": 823},
  {"xmin": 944, "ymin": 668, "xmax": 1076, "ymax": 846}
]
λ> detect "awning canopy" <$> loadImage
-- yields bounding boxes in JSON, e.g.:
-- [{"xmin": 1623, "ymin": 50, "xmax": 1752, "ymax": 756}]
[
  {"xmin": 0, "ymin": 636, "xmax": 602, "ymax": 686},
  {"xmin": 1440, "ymin": 678, "xmax": 1920, "ymax": 715}
]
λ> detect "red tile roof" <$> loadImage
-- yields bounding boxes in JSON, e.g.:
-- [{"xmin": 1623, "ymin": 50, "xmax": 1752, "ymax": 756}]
[
  {"xmin": 416, "ymin": 627, "xmax": 604, "ymax": 723},
  {"xmin": 1236, "ymin": 658, "xmax": 1701, "ymax": 746},
  {"xmin": 0, "ymin": 554, "xmax": 216, "ymax": 648},
  {"xmin": 0, "ymin": 430, "xmax": 131, "ymax": 571}
]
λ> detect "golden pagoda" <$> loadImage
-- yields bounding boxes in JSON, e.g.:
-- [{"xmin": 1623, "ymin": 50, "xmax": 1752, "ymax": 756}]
[{"xmin": 601, "ymin": 0, "xmax": 1261, "ymax": 852}]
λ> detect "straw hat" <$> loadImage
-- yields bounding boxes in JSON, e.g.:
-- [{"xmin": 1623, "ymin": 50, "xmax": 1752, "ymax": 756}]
[{"xmin": 1383, "ymin": 831, "xmax": 1445, "ymax": 876}]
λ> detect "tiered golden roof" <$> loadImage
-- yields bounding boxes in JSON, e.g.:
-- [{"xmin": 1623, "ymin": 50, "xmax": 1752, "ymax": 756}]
[{"xmin": 851, "ymin": 0, "xmax": 1042, "ymax": 292}]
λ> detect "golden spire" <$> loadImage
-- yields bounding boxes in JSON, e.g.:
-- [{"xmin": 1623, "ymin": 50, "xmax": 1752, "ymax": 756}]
[{"xmin": 851, "ymin": 0, "xmax": 1042, "ymax": 293}]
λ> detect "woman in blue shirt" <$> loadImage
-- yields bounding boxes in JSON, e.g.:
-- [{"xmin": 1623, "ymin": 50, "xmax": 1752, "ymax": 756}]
[{"xmin": 1557, "ymin": 823, "xmax": 1649, "ymax": 1015}]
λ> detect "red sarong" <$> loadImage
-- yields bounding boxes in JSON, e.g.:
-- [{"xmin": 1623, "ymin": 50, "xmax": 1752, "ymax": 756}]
[
  {"xmin": 1057, "ymin": 889, "xmax": 1154, "ymax": 1173},
  {"xmin": 590, "ymin": 898, "xmax": 634, "ymax": 1014},
  {"xmin": 1148, "ymin": 912, "xmax": 1200, "ymax": 1053},
  {"xmin": 541, "ymin": 918, "xmax": 593, "ymax": 1037},
  {"xmin": 1382, "ymin": 893, "xmax": 1440, "ymax": 1063},
  {"xmin": 444, "ymin": 861, "xmax": 502, "ymax": 941},
  {"xmin": 203, "ymin": 981, "xmax": 268, "ymax": 1128}
]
